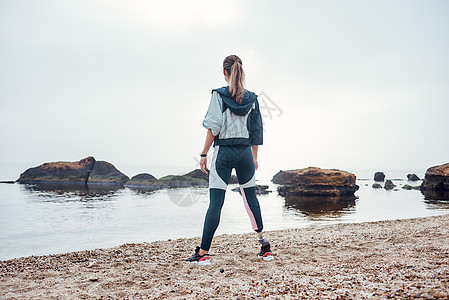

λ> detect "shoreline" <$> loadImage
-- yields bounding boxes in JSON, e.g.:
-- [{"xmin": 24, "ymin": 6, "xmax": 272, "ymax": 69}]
[
  {"xmin": 1, "ymin": 214, "xmax": 449, "ymax": 299},
  {"xmin": 1, "ymin": 211, "xmax": 448, "ymax": 262}
]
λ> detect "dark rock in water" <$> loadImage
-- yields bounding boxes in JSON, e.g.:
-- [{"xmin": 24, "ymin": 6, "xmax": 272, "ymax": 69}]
[
  {"xmin": 17, "ymin": 157, "xmax": 96, "ymax": 184},
  {"xmin": 130, "ymin": 173, "xmax": 158, "ymax": 181},
  {"xmin": 232, "ymin": 185, "xmax": 272, "ymax": 195},
  {"xmin": 159, "ymin": 170, "xmax": 208, "ymax": 188},
  {"xmin": 421, "ymin": 163, "xmax": 449, "ymax": 200},
  {"xmin": 126, "ymin": 169, "xmax": 212, "ymax": 189},
  {"xmin": 402, "ymin": 184, "xmax": 421, "ymax": 190},
  {"xmin": 255, "ymin": 185, "xmax": 271, "ymax": 194},
  {"xmin": 184, "ymin": 169, "xmax": 209, "ymax": 181},
  {"xmin": 372, "ymin": 183, "xmax": 382, "ymax": 189},
  {"xmin": 421, "ymin": 163, "xmax": 449, "ymax": 190},
  {"xmin": 407, "ymin": 174, "xmax": 420, "ymax": 181},
  {"xmin": 86, "ymin": 161, "xmax": 129, "ymax": 186},
  {"xmin": 125, "ymin": 173, "xmax": 168, "ymax": 190},
  {"xmin": 0, "ymin": 181, "xmax": 15, "ymax": 184},
  {"xmin": 374, "ymin": 172, "xmax": 385, "ymax": 182},
  {"xmin": 384, "ymin": 180, "xmax": 396, "ymax": 190},
  {"xmin": 273, "ymin": 167, "xmax": 359, "ymax": 197},
  {"xmin": 231, "ymin": 186, "xmax": 241, "ymax": 193},
  {"xmin": 181, "ymin": 168, "xmax": 238, "ymax": 184},
  {"xmin": 159, "ymin": 175, "xmax": 207, "ymax": 188},
  {"xmin": 272, "ymin": 170, "xmax": 287, "ymax": 185}
]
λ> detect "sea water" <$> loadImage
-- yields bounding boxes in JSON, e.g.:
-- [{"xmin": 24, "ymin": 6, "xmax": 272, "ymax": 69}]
[{"xmin": 0, "ymin": 164, "xmax": 448, "ymax": 260}]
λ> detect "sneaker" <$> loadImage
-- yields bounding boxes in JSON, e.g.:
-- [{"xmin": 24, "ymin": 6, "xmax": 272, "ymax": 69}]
[
  {"xmin": 258, "ymin": 244, "xmax": 274, "ymax": 261},
  {"xmin": 186, "ymin": 246, "xmax": 211, "ymax": 265}
]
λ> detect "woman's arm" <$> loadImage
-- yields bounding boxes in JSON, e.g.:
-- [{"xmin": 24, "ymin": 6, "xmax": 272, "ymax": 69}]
[
  {"xmin": 200, "ymin": 129, "xmax": 215, "ymax": 174},
  {"xmin": 251, "ymin": 145, "xmax": 259, "ymax": 170}
]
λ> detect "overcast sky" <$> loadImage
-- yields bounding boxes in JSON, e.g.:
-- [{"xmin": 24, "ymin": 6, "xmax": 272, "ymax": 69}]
[{"xmin": 1, "ymin": 0, "xmax": 448, "ymax": 178}]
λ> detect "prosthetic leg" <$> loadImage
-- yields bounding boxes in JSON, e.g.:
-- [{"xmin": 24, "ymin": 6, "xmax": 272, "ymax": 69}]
[{"xmin": 257, "ymin": 232, "xmax": 274, "ymax": 260}]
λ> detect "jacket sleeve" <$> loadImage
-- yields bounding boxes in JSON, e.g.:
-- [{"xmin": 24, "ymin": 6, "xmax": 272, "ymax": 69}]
[
  {"xmin": 249, "ymin": 99, "xmax": 263, "ymax": 145},
  {"xmin": 202, "ymin": 91, "xmax": 223, "ymax": 136}
]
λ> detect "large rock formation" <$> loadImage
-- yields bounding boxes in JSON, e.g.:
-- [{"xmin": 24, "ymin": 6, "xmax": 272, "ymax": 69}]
[
  {"xmin": 87, "ymin": 161, "xmax": 129, "ymax": 186},
  {"xmin": 17, "ymin": 157, "xmax": 96, "ymax": 184},
  {"xmin": 124, "ymin": 173, "xmax": 168, "ymax": 190},
  {"xmin": 272, "ymin": 167, "xmax": 359, "ymax": 197},
  {"xmin": 421, "ymin": 163, "xmax": 449, "ymax": 199},
  {"xmin": 17, "ymin": 157, "xmax": 129, "ymax": 186}
]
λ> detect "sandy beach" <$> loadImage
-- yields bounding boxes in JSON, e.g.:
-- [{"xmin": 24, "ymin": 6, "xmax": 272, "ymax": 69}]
[{"xmin": 1, "ymin": 214, "xmax": 448, "ymax": 299}]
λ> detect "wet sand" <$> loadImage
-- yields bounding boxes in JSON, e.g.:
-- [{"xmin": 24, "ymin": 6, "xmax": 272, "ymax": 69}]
[{"xmin": 1, "ymin": 214, "xmax": 448, "ymax": 299}]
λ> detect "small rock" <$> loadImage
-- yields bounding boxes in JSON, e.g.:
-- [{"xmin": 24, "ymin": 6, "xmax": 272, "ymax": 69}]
[
  {"xmin": 89, "ymin": 277, "xmax": 98, "ymax": 282},
  {"xmin": 384, "ymin": 180, "xmax": 396, "ymax": 190},
  {"xmin": 402, "ymin": 184, "xmax": 420, "ymax": 190},
  {"xmin": 159, "ymin": 172, "xmax": 208, "ymax": 188},
  {"xmin": 374, "ymin": 172, "xmax": 385, "ymax": 182},
  {"xmin": 124, "ymin": 173, "xmax": 168, "ymax": 190},
  {"xmin": 372, "ymin": 183, "xmax": 382, "ymax": 189},
  {"xmin": 407, "ymin": 174, "xmax": 420, "ymax": 181},
  {"xmin": 220, "ymin": 269, "xmax": 224, "ymax": 273},
  {"xmin": 232, "ymin": 185, "xmax": 272, "ymax": 195}
]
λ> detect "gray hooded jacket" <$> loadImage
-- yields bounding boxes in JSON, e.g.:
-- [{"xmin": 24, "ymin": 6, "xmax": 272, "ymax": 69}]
[{"xmin": 202, "ymin": 86, "xmax": 263, "ymax": 146}]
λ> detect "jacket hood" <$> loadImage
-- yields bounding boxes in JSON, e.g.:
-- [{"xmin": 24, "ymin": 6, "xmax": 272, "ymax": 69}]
[{"xmin": 212, "ymin": 86, "xmax": 257, "ymax": 116}]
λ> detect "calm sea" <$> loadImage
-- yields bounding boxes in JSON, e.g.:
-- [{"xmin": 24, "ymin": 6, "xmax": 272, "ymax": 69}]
[{"xmin": 1, "ymin": 163, "xmax": 448, "ymax": 260}]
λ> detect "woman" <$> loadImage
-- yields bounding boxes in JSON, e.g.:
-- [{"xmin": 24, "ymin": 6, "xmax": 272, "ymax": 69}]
[{"xmin": 186, "ymin": 55, "xmax": 273, "ymax": 265}]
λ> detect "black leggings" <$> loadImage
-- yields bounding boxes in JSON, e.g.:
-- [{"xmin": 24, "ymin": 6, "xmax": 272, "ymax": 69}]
[{"xmin": 201, "ymin": 145, "xmax": 263, "ymax": 251}]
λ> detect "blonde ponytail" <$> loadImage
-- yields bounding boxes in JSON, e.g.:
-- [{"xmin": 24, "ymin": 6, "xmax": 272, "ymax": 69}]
[{"xmin": 223, "ymin": 55, "xmax": 245, "ymax": 104}]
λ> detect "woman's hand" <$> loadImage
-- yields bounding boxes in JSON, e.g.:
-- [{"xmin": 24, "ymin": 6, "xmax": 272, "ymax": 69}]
[
  {"xmin": 199, "ymin": 129, "xmax": 214, "ymax": 174},
  {"xmin": 251, "ymin": 145, "xmax": 259, "ymax": 170},
  {"xmin": 200, "ymin": 156, "xmax": 208, "ymax": 174}
]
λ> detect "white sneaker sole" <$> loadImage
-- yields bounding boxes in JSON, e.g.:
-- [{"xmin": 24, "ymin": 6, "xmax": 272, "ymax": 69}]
[
  {"xmin": 187, "ymin": 260, "xmax": 211, "ymax": 265},
  {"xmin": 259, "ymin": 254, "xmax": 274, "ymax": 261}
]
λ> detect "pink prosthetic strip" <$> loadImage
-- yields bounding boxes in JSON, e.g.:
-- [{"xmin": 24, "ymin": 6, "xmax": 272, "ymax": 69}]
[{"xmin": 241, "ymin": 187, "xmax": 258, "ymax": 231}]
